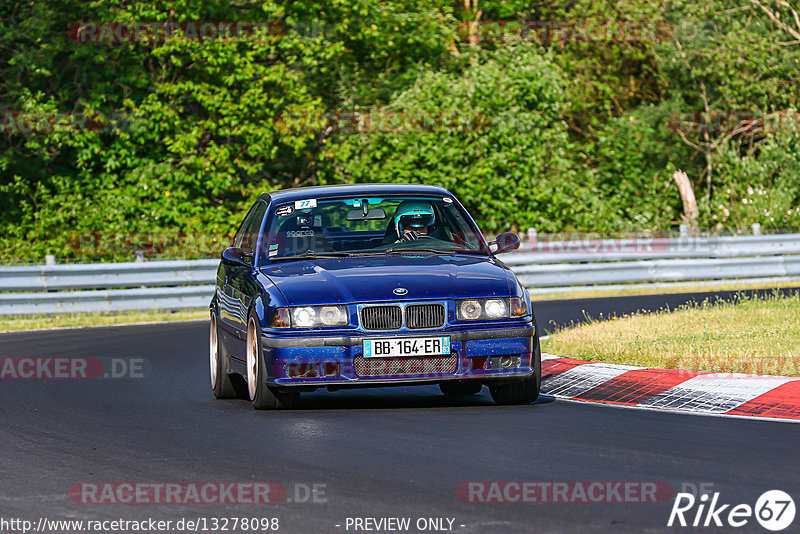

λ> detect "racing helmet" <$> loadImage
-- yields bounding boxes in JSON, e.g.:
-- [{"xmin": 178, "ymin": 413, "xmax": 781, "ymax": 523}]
[{"xmin": 394, "ymin": 200, "xmax": 436, "ymax": 236}]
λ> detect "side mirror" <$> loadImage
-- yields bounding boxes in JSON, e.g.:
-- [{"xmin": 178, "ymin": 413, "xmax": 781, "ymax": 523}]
[
  {"xmin": 221, "ymin": 247, "xmax": 251, "ymax": 266},
  {"xmin": 491, "ymin": 232, "xmax": 521, "ymax": 254}
]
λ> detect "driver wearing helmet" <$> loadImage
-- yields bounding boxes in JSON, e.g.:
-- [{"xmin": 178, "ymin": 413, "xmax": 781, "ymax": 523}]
[{"xmin": 393, "ymin": 200, "xmax": 436, "ymax": 242}]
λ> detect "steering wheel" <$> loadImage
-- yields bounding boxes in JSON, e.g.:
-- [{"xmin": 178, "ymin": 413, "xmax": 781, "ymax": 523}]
[{"xmin": 401, "ymin": 231, "xmax": 434, "ymax": 242}]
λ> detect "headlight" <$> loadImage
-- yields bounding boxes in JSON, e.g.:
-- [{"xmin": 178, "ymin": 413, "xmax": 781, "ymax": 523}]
[
  {"xmin": 319, "ymin": 306, "xmax": 347, "ymax": 326},
  {"xmin": 292, "ymin": 307, "xmax": 316, "ymax": 327},
  {"xmin": 484, "ymin": 299, "xmax": 507, "ymax": 318},
  {"xmin": 457, "ymin": 298, "xmax": 529, "ymax": 320},
  {"xmin": 270, "ymin": 305, "xmax": 349, "ymax": 328},
  {"xmin": 459, "ymin": 300, "xmax": 482, "ymax": 320}
]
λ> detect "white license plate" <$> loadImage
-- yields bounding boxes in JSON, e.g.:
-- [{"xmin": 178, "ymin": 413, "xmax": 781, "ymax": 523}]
[{"xmin": 363, "ymin": 337, "xmax": 451, "ymax": 358}]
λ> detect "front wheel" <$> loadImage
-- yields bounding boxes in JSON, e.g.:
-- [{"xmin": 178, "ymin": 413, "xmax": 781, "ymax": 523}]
[
  {"xmin": 246, "ymin": 314, "xmax": 299, "ymax": 410},
  {"xmin": 488, "ymin": 377, "xmax": 539, "ymax": 406},
  {"xmin": 210, "ymin": 313, "xmax": 236, "ymax": 399}
]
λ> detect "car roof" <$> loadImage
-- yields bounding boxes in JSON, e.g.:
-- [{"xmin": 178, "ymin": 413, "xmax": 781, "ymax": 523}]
[{"xmin": 258, "ymin": 183, "xmax": 453, "ymax": 204}]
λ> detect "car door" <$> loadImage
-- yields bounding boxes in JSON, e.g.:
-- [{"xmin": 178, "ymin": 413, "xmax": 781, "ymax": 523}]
[
  {"xmin": 229, "ymin": 200, "xmax": 267, "ymax": 336},
  {"xmin": 219, "ymin": 201, "xmax": 267, "ymax": 340}
]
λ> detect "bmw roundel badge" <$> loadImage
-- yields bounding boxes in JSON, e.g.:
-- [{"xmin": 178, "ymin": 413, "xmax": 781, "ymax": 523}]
[{"xmin": 393, "ymin": 287, "xmax": 408, "ymax": 296}]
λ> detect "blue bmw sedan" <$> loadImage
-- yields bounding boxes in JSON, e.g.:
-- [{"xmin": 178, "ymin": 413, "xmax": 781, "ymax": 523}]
[{"xmin": 210, "ymin": 184, "xmax": 540, "ymax": 409}]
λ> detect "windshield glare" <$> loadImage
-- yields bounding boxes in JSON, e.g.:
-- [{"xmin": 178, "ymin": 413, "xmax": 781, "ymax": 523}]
[{"xmin": 260, "ymin": 196, "xmax": 488, "ymax": 261}]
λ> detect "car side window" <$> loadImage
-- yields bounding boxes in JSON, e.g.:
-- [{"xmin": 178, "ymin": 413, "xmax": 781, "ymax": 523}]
[
  {"xmin": 237, "ymin": 202, "xmax": 267, "ymax": 256},
  {"xmin": 233, "ymin": 205, "xmax": 257, "ymax": 249}
]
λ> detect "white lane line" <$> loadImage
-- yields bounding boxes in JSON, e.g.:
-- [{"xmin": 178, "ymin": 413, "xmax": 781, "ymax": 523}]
[
  {"xmin": 542, "ymin": 362, "xmax": 640, "ymax": 398},
  {"xmin": 639, "ymin": 375, "xmax": 798, "ymax": 413}
]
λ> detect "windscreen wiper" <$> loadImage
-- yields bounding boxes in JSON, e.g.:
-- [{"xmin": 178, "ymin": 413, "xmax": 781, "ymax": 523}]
[
  {"xmin": 269, "ymin": 251, "xmax": 352, "ymax": 262},
  {"xmin": 383, "ymin": 247, "xmax": 454, "ymax": 255}
]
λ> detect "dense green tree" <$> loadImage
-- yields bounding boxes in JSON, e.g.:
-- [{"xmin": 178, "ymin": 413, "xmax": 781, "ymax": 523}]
[
  {"xmin": 1, "ymin": 0, "xmax": 798, "ymax": 261},
  {"xmin": 327, "ymin": 44, "xmax": 593, "ymax": 233}
]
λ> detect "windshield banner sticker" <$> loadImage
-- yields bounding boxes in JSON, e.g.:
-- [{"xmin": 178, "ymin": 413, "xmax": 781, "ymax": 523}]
[{"xmin": 294, "ymin": 199, "xmax": 317, "ymax": 210}]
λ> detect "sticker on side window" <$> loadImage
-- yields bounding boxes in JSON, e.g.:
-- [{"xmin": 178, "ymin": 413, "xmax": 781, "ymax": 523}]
[
  {"xmin": 276, "ymin": 205, "xmax": 294, "ymax": 217},
  {"xmin": 294, "ymin": 199, "xmax": 317, "ymax": 210}
]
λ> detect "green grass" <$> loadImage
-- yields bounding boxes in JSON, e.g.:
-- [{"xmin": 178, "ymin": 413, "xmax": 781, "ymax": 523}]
[
  {"xmin": 541, "ymin": 291, "xmax": 800, "ymax": 376},
  {"xmin": 530, "ymin": 280, "xmax": 800, "ymax": 301},
  {"xmin": 0, "ymin": 309, "xmax": 208, "ymax": 332}
]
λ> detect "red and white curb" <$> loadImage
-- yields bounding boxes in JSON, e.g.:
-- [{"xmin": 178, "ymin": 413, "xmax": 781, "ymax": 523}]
[{"xmin": 540, "ymin": 354, "xmax": 800, "ymax": 422}]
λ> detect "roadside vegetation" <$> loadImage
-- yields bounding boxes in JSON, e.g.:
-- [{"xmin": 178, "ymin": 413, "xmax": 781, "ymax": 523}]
[
  {"xmin": 0, "ymin": 309, "xmax": 207, "ymax": 332},
  {"xmin": 540, "ymin": 291, "xmax": 800, "ymax": 376},
  {"xmin": 2, "ymin": 1, "xmax": 800, "ymax": 263},
  {"xmin": 529, "ymin": 280, "xmax": 800, "ymax": 301}
]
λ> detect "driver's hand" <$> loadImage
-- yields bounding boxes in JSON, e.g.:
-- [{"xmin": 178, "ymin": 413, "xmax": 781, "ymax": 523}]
[{"xmin": 401, "ymin": 231, "xmax": 422, "ymax": 242}]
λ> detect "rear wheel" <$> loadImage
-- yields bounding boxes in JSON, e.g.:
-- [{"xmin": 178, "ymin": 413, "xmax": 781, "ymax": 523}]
[
  {"xmin": 439, "ymin": 381, "xmax": 482, "ymax": 396},
  {"xmin": 246, "ymin": 314, "xmax": 299, "ymax": 410},
  {"xmin": 210, "ymin": 313, "xmax": 236, "ymax": 399},
  {"xmin": 489, "ymin": 377, "xmax": 539, "ymax": 405}
]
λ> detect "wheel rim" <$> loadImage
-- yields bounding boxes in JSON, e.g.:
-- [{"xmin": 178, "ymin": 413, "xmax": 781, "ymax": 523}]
[
  {"xmin": 246, "ymin": 318, "xmax": 258, "ymax": 401},
  {"xmin": 209, "ymin": 315, "xmax": 218, "ymax": 389}
]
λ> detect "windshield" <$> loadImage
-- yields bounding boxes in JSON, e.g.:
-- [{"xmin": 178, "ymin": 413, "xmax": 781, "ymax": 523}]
[{"xmin": 259, "ymin": 195, "xmax": 488, "ymax": 262}]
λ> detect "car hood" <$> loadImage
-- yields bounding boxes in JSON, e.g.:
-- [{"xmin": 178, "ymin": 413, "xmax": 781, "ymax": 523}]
[{"xmin": 258, "ymin": 254, "xmax": 513, "ymax": 305}]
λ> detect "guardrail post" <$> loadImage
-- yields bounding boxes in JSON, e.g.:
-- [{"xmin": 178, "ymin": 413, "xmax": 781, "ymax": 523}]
[
  {"xmin": 679, "ymin": 224, "xmax": 689, "ymax": 238},
  {"xmin": 752, "ymin": 223, "xmax": 762, "ymax": 236},
  {"xmin": 45, "ymin": 255, "xmax": 56, "ymax": 266}
]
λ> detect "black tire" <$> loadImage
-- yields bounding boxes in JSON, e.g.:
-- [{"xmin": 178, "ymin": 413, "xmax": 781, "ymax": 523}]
[
  {"xmin": 439, "ymin": 381, "xmax": 482, "ymax": 396},
  {"xmin": 246, "ymin": 313, "xmax": 299, "ymax": 410},
  {"xmin": 489, "ymin": 377, "xmax": 540, "ymax": 405},
  {"xmin": 210, "ymin": 312, "xmax": 237, "ymax": 399},
  {"xmin": 489, "ymin": 319, "xmax": 543, "ymax": 405}
]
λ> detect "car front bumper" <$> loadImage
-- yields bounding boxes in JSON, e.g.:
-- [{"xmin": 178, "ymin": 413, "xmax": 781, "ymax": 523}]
[{"xmin": 261, "ymin": 324, "xmax": 538, "ymax": 387}]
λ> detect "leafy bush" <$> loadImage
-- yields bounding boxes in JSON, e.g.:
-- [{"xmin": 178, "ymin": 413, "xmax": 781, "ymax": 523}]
[
  {"xmin": 578, "ymin": 102, "xmax": 691, "ymax": 231},
  {"xmin": 326, "ymin": 44, "xmax": 595, "ymax": 233},
  {"xmin": 699, "ymin": 123, "xmax": 800, "ymax": 230}
]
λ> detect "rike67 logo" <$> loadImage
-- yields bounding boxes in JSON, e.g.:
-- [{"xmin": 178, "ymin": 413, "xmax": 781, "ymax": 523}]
[{"xmin": 668, "ymin": 490, "xmax": 795, "ymax": 531}]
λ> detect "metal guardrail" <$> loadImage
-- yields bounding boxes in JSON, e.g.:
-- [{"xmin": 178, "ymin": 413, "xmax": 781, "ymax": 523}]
[
  {"xmin": 1, "ymin": 233, "xmax": 799, "ymax": 315},
  {"xmin": 0, "ymin": 286, "xmax": 215, "ymax": 315},
  {"xmin": 1, "ymin": 259, "xmax": 218, "ymax": 291},
  {"xmin": 514, "ymin": 255, "xmax": 800, "ymax": 288},
  {"xmin": 504, "ymin": 233, "xmax": 800, "ymax": 265}
]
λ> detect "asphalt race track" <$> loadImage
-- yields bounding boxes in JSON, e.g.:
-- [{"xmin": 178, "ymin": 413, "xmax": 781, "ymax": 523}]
[{"xmin": 2, "ymin": 291, "xmax": 799, "ymax": 533}]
